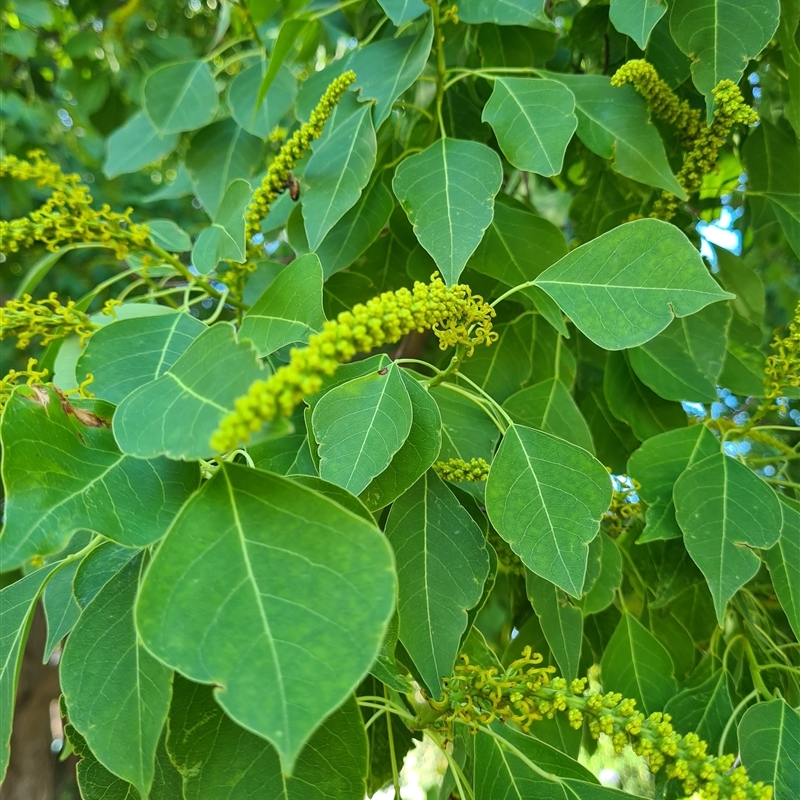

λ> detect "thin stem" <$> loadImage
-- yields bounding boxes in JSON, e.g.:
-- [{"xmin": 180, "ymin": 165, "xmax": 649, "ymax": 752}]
[
  {"xmin": 490, "ymin": 279, "xmax": 537, "ymax": 308},
  {"xmin": 478, "ymin": 725, "xmax": 563, "ymax": 785},
  {"xmin": 395, "ymin": 358, "xmax": 440, "ymax": 375},
  {"xmin": 430, "ymin": 0, "xmax": 447, "ymax": 139},
  {"xmin": 205, "ymin": 34, "xmax": 252, "ymax": 62},
  {"xmin": 364, "ymin": 708, "xmax": 386, "ymax": 730},
  {"xmin": 453, "ymin": 372, "xmax": 514, "ymax": 429},
  {"xmin": 438, "ymin": 382, "xmax": 506, "ymax": 433},
  {"xmin": 393, "ymin": 101, "xmax": 435, "ymax": 121},
  {"xmin": 426, "ymin": 729, "xmax": 475, "ymax": 800},
  {"xmin": 765, "ymin": 477, "xmax": 800, "ymax": 489},
  {"xmin": 359, "ymin": 14, "xmax": 388, "ymax": 46},
  {"xmin": 426, "ymin": 343, "xmax": 467, "ymax": 388},
  {"xmin": 212, "ymin": 49, "xmax": 262, "ymax": 76},
  {"xmin": 385, "ymin": 686, "xmax": 402, "ymax": 800},
  {"xmin": 718, "ymin": 689, "xmax": 758, "ymax": 756}
]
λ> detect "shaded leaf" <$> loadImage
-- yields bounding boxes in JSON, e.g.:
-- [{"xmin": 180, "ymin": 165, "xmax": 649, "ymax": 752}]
[
  {"xmin": 228, "ymin": 59, "xmax": 296, "ymax": 138},
  {"xmin": 386, "ymin": 471, "xmax": 490, "ymax": 695},
  {"xmin": 104, "ymin": 112, "xmax": 178, "ymax": 179},
  {"xmin": 73, "ymin": 542, "xmax": 139, "ymax": 609},
  {"xmin": 41, "ymin": 559, "xmax": 81, "ymax": 662},
  {"xmin": 763, "ymin": 498, "xmax": 800, "ymax": 641},
  {"xmin": 664, "ymin": 671, "xmax": 734, "ymax": 752},
  {"xmin": 191, "ymin": 178, "xmax": 252, "ymax": 274},
  {"xmin": 578, "ymin": 532, "xmax": 622, "ymax": 615},
  {"xmin": 609, "ymin": 0, "xmax": 666, "ymax": 49}
]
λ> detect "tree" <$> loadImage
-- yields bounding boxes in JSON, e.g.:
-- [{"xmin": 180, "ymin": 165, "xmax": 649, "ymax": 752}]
[{"xmin": 1, "ymin": 1, "xmax": 799, "ymax": 799}]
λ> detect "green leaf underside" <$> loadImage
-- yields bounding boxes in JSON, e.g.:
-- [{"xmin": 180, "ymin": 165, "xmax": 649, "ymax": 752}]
[
  {"xmin": 609, "ymin": 0, "xmax": 666, "ymax": 49},
  {"xmin": 386, "ymin": 471, "xmax": 490, "ymax": 695},
  {"xmin": 0, "ymin": 389, "xmax": 198, "ymax": 569},
  {"xmin": 670, "ymin": 0, "xmax": 780, "ymax": 101},
  {"xmin": 312, "ymin": 361, "xmax": 414, "ymax": 496},
  {"xmin": 739, "ymin": 699, "xmax": 800, "ymax": 800},
  {"xmin": 135, "ymin": 464, "xmax": 395, "ymax": 771},
  {"xmin": 600, "ymin": 612, "xmax": 677, "ymax": 715},
  {"xmin": 1, "ymin": 564, "xmax": 60, "ymax": 782},
  {"xmin": 486, "ymin": 424, "xmax": 612, "ymax": 597},
  {"xmin": 142, "ymin": 60, "xmax": 218, "ymax": 134},
  {"xmin": 674, "ymin": 453, "xmax": 782, "ymax": 624},
  {"xmin": 359, "ymin": 371, "xmax": 442, "ymax": 512},
  {"xmin": 239, "ymin": 253, "xmax": 326, "ymax": 356},
  {"xmin": 482, "ymin": 78, "xmax": 577, "ymax": 176},
  {"xmin": 526, "ymin": 572, "xmax": 583, "ymax": 681},
  {"xmin": 535, "ymin": 219, "xmax": 732, "ymax": 350},
  {"xmin": 77, "ymin": 312, "xmax": 206, "ymax": 404},
  {"xmin": 62, "ymin": 556, "xmax": 172, "ymax": 796},
  {"xmin": 393, "ymin": 138, "xmax": 503, "ymax": 285},
  {"xmin": 168, "ymin": 675, "xmax": 368, "ymax": 799},
  {"xmin": 113, "ymin": 323, "xmax": 263, "ymax": 460},
  {"xmin": 628, "ymin": 425, "xmax": 720, "ymax": 542},
  {"xmin": 302, "ymin": 95, "xmax": 377, "ymax": 250},
  {"xmin": 504, "ymin": 379, "xmax": 595, "ymax": 453},
  {"xmin": 628, "ymin": 301, "xmax": 732, "ymax": 402},
  {"xmin": 542, "ymin": 74, "xmax": 686, "ymax": 197}
]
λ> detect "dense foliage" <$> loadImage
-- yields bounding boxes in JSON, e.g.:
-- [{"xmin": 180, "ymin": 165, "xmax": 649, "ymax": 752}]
[{"xmin": 1, "ymin": 1, "xmax": 799, "ymax": 799}]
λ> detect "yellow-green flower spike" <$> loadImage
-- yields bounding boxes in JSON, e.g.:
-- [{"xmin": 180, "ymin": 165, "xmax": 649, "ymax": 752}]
[
  {"xmin": 652, "ymin": 80, "xmax": 758, "ymax": 221},
  {"xmin": 611, "ymin": 60, "xmax": 703, "ymax": 146},
  {"xmin": 0, "ymin": 358, "xmax": 49, "ymax": 412},
  {"xmin": 432, "ymin": 647, "xmax": 772, "ymax": 800},
  {"xmin": 0, "ymin": 150, "xmax": 150, "ymax": 258},
  {"xmin": 765, "ymin": 299, "xmax": 800, "ymax": 401},
  {"xmin": 433, "ymin": 457, "xmax": 491, "ymax": 482},
  {"xmin": 211, "ymin": 274, "xmax": 497, "ymax": 452},
  {"xmin": 1, "ymin": 292, "xmax": 97, "ymax": 349}
]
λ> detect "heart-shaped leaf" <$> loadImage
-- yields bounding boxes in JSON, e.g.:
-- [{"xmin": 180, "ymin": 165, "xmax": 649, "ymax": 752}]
[{"xmin": 142, "ymin": 60, "xmax": 218, "ymax": 134}]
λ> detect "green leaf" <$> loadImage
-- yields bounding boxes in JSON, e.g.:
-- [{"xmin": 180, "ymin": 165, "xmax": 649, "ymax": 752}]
[
  {"xmin": 76, "ymin": 312, "xmax": 206, "ymax": 405},
  {"xmin": 674, "ymin": 453, "xmax": 783, "ymax": 624},
  {"xmin": 604, "ymin": 351, "xmax": 686, "ymax": 441},
  {"xmin": 0, "ymin": 564, "xmax": 60, "ymax": 782},
  {"xmin": 240, "ymin": 253, "xmax": 325, "ymax": 356},
  {"xmin": 764, "ymin": 498, "xmax": 800, "ymax": 641},
  {"xmin": 664, "ymin": 671, "xmax": 734, "ymax": 753},
  {"xmin": 103, "ymin": 112, "xmax": 178, "ymax": 179},
  {"xmin": 466, "ymin": 202, "xmax": 568, "ymax": 334},
  {"xmin": 350, "ymin": 21, "xmax": 433, "ymax": 127},
  {"xmin": 135, "ymin": 464, "xmax": 395, "ymax": 771},
  {"xmin": 73, "ymin": 542, "xmax": 139, "ymax": 609},
  {"xmin": 312, "ymin": 361, "xmax": 413, "ymax": 495},
  {"xmin": 359, "ymin": 372, "xmax": 442, "ymax": 512},
  {"xmin": 504, "ymin": 379, "xmax": 594, "ymax": 453},
  {"xmin": 376, "ymin": 0, "xmax": 429, "ymax": 25},
  {"xmin": 302, "ymin": 96, "xmax": 376, "ymax": 251},
  {"xmin": 459, "ymin": 0, "xmax": 546, "ymax": 25},
  {"xmin": 142, "ymin": 60, "xmax": 218, "ymax": 135},
  {"xmin": 62, "ymin": 556, "xmax": 171, "ymax": 796},
  {"xmin": 228, "ymin": 59, "xmax": 296, "ymax": 138},
  {"xmin": 112, "ymin": 323, "xmax": 263, "ymax": 460},
  {"xmin": 646, "ymin": 14, "xmax": 691, "ymax": 88},
  {"xmin": 368, "ymin": 612, "xmax": 411, "ymax": 692},
  {"xmin": 393, "ymin": 139, "xmax": 503, "ymax": 285},
  {"xmin": 534, "ymin": 219, "xmax": 732, "ymax": 349},
  {"xmin": 718, "ymin": 313, "xmax": 768, "ymax": 397},
  {"xmin": 385, "ymin": 471, "xmax": 490, "ymax": 695},
  {"xmin": 473, "ymin": 722, "xmax": 598, "ymax": 800},
  {"xmin": 255, "ymin": 19, "xmax": 316, "ymax": 108},
  {"xmin": 168, "ymin": 675, "xmax": 368, "ymax": 799},
  {"xmin": 191, "ymin": 178, "xmax": 252, "ymax": 274},
  {"xmin": 185, "ymin": 119, "xmax": 262, "ymax": 218},
  {"xmin": 486, "ymin": 424, "xmax": 612, "ymax": 597},
  {"xmin": 543, "ymin": 74, "xmax": 686, "ymax": 196},
  {"xmin": 42, "ymin": 559, "xmax": 81, "ymax": 662},
  {"xmin": 628, "ymin": 301, "xmax": 731, "ymax": 402},
  {"xmin": 670, "ymin": 0, "xmax": 780, "ymax": 105},
  {"xmin": 740, "ymin": 700, "xmax": 800, "ymax": 800},
  {"xmin": 715, "ymin": 248, "xmax": 765, "ymax": 326},
  {"xmin": 600, "ymin": 612, "xmax": 677, "ymax": 714},
  {"xmin": 482, "ymin": 78, "xmax": 577, "ymax": 176},
  {"xmin": 526, "ymin": 573, "xmax": 583, "ymax": 680},
  {"xmin": 312, "ymin": 180, "xmax": 394, "ymax": 278},
  {"xmin": 627, "ymin": 425, "xmax": 720, "ymax": 543},
  {"xmin": 609, "ymin": 0, "xmax": 666, "ymax": 49},
  {"xmin": 478, "ymin": 24, "xmax": 557, "ymax": 68},
  {"xmin": 146, "ymin": 219, "xmax": 192, "ymax": 252},
  {"xmin": 579, "ymin": 386, "xmax": 639, "ymax": 474},
  {"xmin": 577, "ymin": 532, "xmax": 622, "ymax": 615},
  {"xmin": 0, "ymin": 389, "xmax": 197, "ymax": 569}
]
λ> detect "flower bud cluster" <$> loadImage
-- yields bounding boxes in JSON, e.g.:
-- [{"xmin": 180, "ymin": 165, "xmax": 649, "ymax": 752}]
[
  {"xmin": 651, "ymin": 80, "xmax": 758, "ymax": 220},
  {"xmin": 764, "ymin": 299, "xmax": 800, "ymax": 401},
  {"xmin": 212, "ymin": 274, "xmax": 497, "ymax": 451},
  {"xmin": 433, "ymin": 646, "xmax": 772, "ymax": 800},
  {"xmin": 1, "ymin": 292, "xmax": 97, "ymax": 349},
  {"xmin": 433, "ymin": 457, "xmax": 491, "ymax": 482},
  {"xmin": 0, "ymin": 150, "xmax": 149, "ymax": 258},
  {"xmin": 611, "ymin": 60, "xmax": 702, "ymax": 146},
  {"xmin": 0, "ymin": 358, "xmax": 48, "ymax": 412},
  {"xmin": 245, "ymin": 71, "xmax": 356, "ymax": 246}
]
